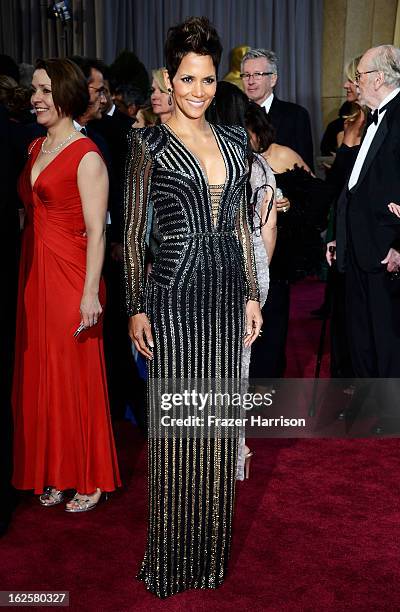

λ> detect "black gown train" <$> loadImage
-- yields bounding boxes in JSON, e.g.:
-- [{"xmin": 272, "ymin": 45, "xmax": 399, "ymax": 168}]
[{"xmin": 124, "ymin": 124, "xmax": 259, "ymax": 598}]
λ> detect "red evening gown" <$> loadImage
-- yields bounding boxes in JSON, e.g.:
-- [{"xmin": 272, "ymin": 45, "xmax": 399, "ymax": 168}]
[{"xmin": 12, "ymin": 137, "xmax": 121, "ymax": 494}]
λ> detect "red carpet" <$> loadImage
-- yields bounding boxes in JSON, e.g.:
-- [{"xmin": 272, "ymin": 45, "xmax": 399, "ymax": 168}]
[{"xmin": 2, "ymin": 279, "xmax": 399, "ymax": 611}]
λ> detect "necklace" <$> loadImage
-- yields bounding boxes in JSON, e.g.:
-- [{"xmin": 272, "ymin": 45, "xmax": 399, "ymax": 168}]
[{"xmin": 41, "ymin": 130, "xmax": 78, "ymax": 154}]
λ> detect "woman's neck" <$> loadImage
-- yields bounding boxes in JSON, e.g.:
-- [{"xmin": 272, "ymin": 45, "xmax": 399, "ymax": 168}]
[
  {"xmin": 159, "ymin": 111, "xmax": 173, "ymax": 124},
  {"xmin": 166, "ymin": 107, "xmax": 209, "ymax": 135},
  {"xmin": 45, "ymin": 118, "xmax": 76, "ymax": 143}
]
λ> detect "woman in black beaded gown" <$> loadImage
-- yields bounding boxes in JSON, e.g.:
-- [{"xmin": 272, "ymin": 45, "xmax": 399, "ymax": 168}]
[{"xmin": 123, "ymin": 17, "xmax": 262, "ymax": 598}]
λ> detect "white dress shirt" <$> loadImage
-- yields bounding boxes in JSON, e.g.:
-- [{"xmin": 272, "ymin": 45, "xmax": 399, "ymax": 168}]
[
  {"xmin": 261, "ymin": 93, "xmax": 274, "ymax": 113},
  {"xmin": 348, "ymin": 87, "xmax": 400, "ymax": 189},
  {"xmin": 107, "ymin": 103, "xmax": 116, "ymax": 116},
  {"xmin": 73, "ymin": 119, "xmax": 84, "ymax": 132}
]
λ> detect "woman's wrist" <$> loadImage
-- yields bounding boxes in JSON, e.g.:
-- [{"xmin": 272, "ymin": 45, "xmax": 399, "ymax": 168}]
[{"xmin": 82, "ymin": 287, "xmax": 99, "ymax": 298}]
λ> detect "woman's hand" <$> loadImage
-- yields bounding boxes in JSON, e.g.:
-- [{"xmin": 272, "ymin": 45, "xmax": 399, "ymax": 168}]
[
  {"xmin": 80, "ymin": 292, "xmax": 103, "ymax": 328},
  {"xmin": 276, "ymin": 196, "xmax": 291, "ymax": 213},
  {"xmin": 128, "ymin": 313, "xmax": 154, "ymax": 359},
  {"xmin": 388, "ymin": 202, "xmax": 400, "ymax": 218},
  {"xmin": 244, "ymin": 300, "xmax": 263, "ymax": 348},
  {"xmin": 326, "ymin": 240, "xmax": 337, "ymax": 266}
]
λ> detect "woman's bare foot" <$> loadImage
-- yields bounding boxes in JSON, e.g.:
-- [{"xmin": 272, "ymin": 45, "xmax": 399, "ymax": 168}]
[{"xmin": 65, "ymin": 488, "xmax": 102, "ymax": 512}]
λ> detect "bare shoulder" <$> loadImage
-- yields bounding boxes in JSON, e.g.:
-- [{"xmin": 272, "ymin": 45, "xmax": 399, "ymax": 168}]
[
  {"xmin": 78, "ymin": 150, "xmax": 106, "ymax": 176},
  {"xmin": 272, "ymin": 144, "xmax": 309, "ymax": 171}
]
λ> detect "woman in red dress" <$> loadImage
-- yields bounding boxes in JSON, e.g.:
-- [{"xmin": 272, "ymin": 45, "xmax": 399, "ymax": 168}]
[{"xmin": 12, "ymin": 58, "xmax": 121, "ymax": 512}]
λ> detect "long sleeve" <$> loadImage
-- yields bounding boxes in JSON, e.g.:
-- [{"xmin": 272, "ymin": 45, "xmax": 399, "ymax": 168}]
[
  {"xmin": 236, "ymin": 161, "xmax": 260, "ymax": 302},
  {"xmin": 124, "ymin": 129, "xmax": 153, "ymax": 316}
]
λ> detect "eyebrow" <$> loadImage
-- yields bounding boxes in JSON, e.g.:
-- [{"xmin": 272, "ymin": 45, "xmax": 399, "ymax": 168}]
[{"xmin": 180, "ymin": 73, "xmax": 216, "ymax": 78}]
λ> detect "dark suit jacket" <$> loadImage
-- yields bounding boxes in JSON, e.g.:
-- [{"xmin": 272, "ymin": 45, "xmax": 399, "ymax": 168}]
[
  {"xmin": 89, "ymin": 114, "xmax": 133, "ymax": 243},
  {"xmin": 267, "ymin": 96, "xmax": 314, "ymax": 169},
  {"xmin": 336, "ymin": 91, "xmax": 400, "ymax": 273}
]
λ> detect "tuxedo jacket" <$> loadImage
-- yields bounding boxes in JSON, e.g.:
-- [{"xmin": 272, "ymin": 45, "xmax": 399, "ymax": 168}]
[
  {"xmin": 267, "ymin": 96, "xmax": 314, "ymax": 169},
  {"xmin": 89, "ymin": 114, "xmax": 133, "ymax": 243},
  {"xmin": 336, "ymin": 92, "xmax": 400, "ymax": 273}
]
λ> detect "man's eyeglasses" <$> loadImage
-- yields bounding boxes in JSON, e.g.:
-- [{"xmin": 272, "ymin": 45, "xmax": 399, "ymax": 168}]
[
  {"xmin": 89, "ymin": 85, "xmax": 106, "ymax": 97},
  {"xmin": 355, "ymin": 69, "xmax": 378, "ymax": 83},
  {"xmin": 240, "ymin": 71, "xmax": 275, "ymax": 81}
]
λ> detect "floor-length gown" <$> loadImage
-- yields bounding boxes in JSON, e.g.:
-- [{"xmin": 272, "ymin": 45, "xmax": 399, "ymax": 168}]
[
  {"xmin": 124, "ymin": 124, "xmax": 259, "ymax": 598},
  {"xmin": 12, "ymin": 137, "xmax": 121, "ymax": 495},
  {"xmin": 237, "ymin": 154, "xmax": 275, "ymax": 480}
]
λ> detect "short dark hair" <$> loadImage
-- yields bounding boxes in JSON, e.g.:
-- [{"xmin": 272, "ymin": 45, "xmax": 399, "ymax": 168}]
[
  {"xmin": 69, "ymin": 56, "xmax": 107, "ymax": 82},
  {"xmin": 244, "ymin": 102, "xmax": 275, "ymax": 153},
  {"xmin": 206, "ymin": 81, "xmax": 249, "ymax": 125},
  {"xmin": 165, "ymin": 16, "xmax": 222, "ymax": 81},
  {"xmin": 35, "ymin": 58, "xmax": 89, "ymax": 119},
  {"xmin": 114, "ymin": 83, "xmax": 146, "ymax": 107}
]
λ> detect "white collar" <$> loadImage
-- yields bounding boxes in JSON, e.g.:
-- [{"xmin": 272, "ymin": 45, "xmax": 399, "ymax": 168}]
[
  {"xmin": 374, "ymin": 87, "xmax": 400, "ymax": 112},
  {"xmin": 73, "ymin": 119, "xmax": 84, "ymax": 131},
  {"xmin": 107, "ymin": 103, "xmax": 116, "ymax": 116},
  {"xmin": 261, "ymin": 93, "xmax": 274, "ymax": 113}
]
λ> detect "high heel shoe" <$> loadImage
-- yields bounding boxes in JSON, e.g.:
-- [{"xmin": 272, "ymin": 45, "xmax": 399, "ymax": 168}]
[
  {"xmin": 244, "ymin": 450, "xmax": 254, "ymax": 479},
  {"xmin": 64, "ymin": 489, "xmax": 108, "ymax": 513},
  {"xmin": 39, "ymin": 487, "xmax": 65, "ymax": 506}
]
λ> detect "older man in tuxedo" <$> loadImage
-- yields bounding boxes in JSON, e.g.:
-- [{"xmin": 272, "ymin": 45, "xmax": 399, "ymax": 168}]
[
  {"xmin": 329, "ymin": 45, "xmax": 400, "ymax": 378},
  {"xmin": 241, "ymin": 48, "xmax": 313, "ymax": 168}
]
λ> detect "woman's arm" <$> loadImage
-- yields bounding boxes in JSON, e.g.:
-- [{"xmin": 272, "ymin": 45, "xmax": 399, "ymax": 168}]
[
  {"xmin": 123, "ymin": 130, "xmax": 154, "ymax": 358},
  {"xmin": 77, "ymin": 151, "xmax": 108, "ymax": 328},
  {"xmin": 236, "ymin": 157, "xmax": 263, "ymax": 347},
  {"xmin": 260, "ymin": 170, "xmax": 277, "ymax": 262}
]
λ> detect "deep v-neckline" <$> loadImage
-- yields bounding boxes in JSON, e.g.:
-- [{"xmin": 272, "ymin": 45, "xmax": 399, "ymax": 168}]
[
  {"xmin": 30, "ymin": 137, "xmax": 84, "ymax": 190},
  {"xmin": 163, "ymin": 123, "xmax": 228, "ymax": 229},
  {"xmin": 163, "ymin": 123, "xmax": 228, "ymax": 189}
]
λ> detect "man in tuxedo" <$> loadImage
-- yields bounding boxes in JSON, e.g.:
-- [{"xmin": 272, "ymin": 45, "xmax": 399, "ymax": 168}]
[
  {"xmin": 242, "ymin": 48, "xmax": 314, "ymax": 381},
  {"xmin": 241, "ymin": 48, "xmax": 314, "ymax": 168},
  {"xmin": 329, "ymin": 45, "xmax": 400, "ymax": 378}
]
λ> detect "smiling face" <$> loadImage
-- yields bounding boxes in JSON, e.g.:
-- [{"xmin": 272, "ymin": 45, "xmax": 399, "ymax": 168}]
[
  {"xmin": 241, "ymin": 57, "xmax": 277, "ymax": 105},
  {"xmin": 343, "ymin": 78, "xmax": 358, "ymax": 102},
  {"xmin": 168, "ymin": 52, "xmax": 217, "ymax": 120},
  {"xmin": 150, "ymin": 78, "xmax": 171, "ymax": 117},
  {"xmin": 31, "ymin": 68, "xmax": 61, "ymax": 128}
]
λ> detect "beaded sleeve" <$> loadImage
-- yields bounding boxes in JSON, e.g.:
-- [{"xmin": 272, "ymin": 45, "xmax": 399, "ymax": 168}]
[
  {"xmin": 236, "ymin": 149, "xmax": 260, "ymax": 302},
  {"xmin": 124, "ymin": 129, "xmax": 153, "ymax": 316}
]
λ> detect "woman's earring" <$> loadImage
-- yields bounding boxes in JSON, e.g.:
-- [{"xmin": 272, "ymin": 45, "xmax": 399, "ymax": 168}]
[{"xmin": 168, "ymin": 88, "xmax": 173, "ymax": 106}]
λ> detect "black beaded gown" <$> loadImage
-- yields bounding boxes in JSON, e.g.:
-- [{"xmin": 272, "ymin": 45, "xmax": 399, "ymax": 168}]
[{"xmin": 124, "ymin": 123, "xmax": 259, "ymax": 598}]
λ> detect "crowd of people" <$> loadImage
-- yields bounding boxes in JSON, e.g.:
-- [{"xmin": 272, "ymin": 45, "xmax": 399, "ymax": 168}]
[{"xmin": 1, "ymin": 14, "xmax": 400, "ymax": 600}]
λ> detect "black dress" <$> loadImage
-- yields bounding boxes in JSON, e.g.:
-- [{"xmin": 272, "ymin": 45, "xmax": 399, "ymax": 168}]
[
  {"xmin": 249, "ymin": 165, "xmax": 332, "ymax": 378},
  {"xmin": 124, "ymin": 124, "xmax": 259, "ymax": 598}
]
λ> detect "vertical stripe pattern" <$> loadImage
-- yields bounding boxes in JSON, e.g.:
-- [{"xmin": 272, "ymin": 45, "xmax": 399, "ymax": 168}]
[{"xmin": 124, "ymin": 124, "xmax": 259, "ymax": 598}]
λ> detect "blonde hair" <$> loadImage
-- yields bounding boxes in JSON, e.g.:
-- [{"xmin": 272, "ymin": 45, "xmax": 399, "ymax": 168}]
[
  {"xmin": 137, "ymin": 105, "xmax": 158, "ymax": 127},
  {"xmin": 152, "ymin": 67, "xmax": 169, "ymax": 94},
  {"xmin": 345, "ymin": 55, "xmax": 362, "ymax": 83}
]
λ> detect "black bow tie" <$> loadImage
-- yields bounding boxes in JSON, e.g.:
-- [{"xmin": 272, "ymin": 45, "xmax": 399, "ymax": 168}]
[
  {"xmin": 368, "ymin": 109, "xmax": 379, "ymax": 125},
  {"xmin": 366, "ymin": 99, "xmax": 394, "ymax": 127},
  {"xmin": 80, "ymin": 126, "xmax": 87, "ymax": 135}
]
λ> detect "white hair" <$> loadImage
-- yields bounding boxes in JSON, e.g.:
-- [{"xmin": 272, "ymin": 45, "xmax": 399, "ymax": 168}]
[
  {"xmin": 370, "ymin": 45, "xmax": 400, "ymax": 87},
  {"xmin": 241, "ymin": 49, "xmax": 278, "ymax": 74}
]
